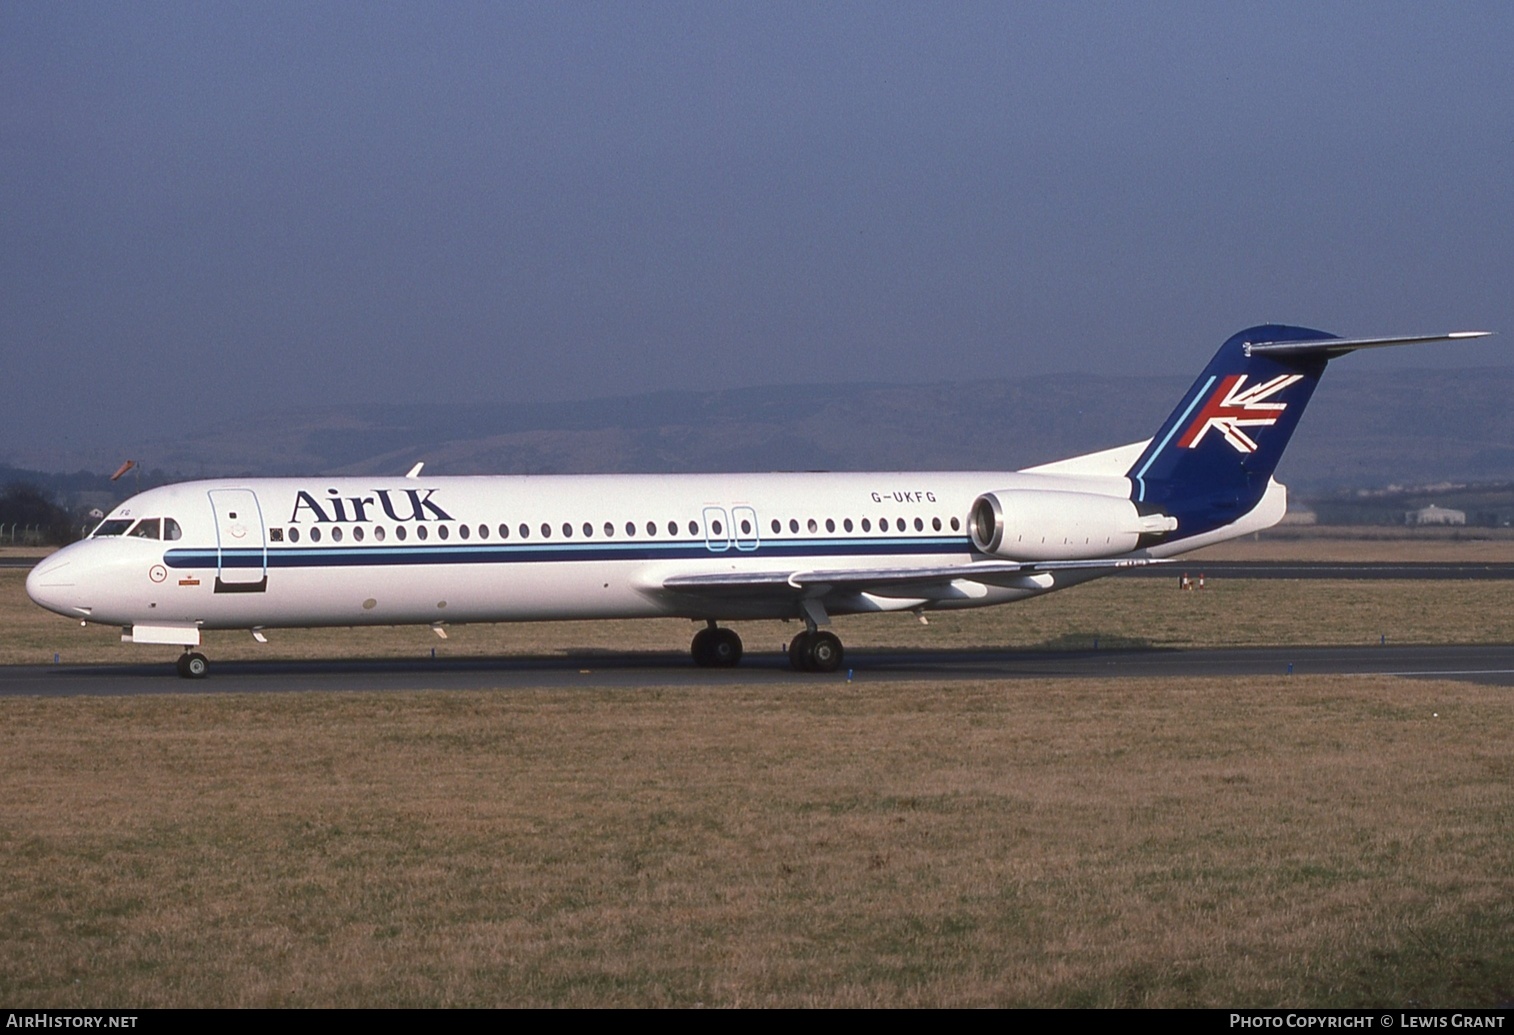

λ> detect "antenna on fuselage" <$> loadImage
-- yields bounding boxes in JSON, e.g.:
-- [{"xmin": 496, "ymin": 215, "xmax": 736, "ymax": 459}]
[{"xmin": 405, "ymin": 462, "xmax": 425, "ymax": 479}]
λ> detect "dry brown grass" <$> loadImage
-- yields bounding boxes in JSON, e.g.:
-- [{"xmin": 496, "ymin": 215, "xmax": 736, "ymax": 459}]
[
  {"xmin": 6, "ymin": 568, "xmax": 1514, "ymax": 668},
  {"xmin": 6, "ymin": 538, "xmax": 1511, "ymax": 1005},
  {"xmin": 0, "ymin": 677, "xmax": 1508, "ymax": 1007},
  {"xmin": 1190, "ymin": 526, "xmax": 1514, "ymax": 562},
  {"xmin": 0, "ymin": 547, "xmax": 51, "ymax": 561}
]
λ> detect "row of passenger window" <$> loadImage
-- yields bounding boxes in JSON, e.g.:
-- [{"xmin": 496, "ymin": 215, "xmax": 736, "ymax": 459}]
[
  {"xmin": 267, "ymin": 514, "xmax": 964, "ymax": 545},
  {"xmin": 773, "ymin": 515, "xmax": 962, "ymax": 535}
]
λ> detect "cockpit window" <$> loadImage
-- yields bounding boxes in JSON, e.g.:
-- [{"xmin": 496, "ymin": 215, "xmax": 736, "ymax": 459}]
[
  {"xmin": 129, "ymin": 518, "xmax": 162, "ymax": 540},
  {"xmin": 93, "ymin": 516, "xmax": 182, "ymax": 539}
]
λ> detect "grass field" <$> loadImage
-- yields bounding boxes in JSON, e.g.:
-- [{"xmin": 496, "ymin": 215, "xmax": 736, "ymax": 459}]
[
  {"xmin": 3, "ymin": 541, "xmax": 1511, "ymax": 1006},
  {"xmin": 7, "ymin": 569, "xmax": 1514, "ymax": 668},
  {"xmin": 1190, "ymin": 526, "xmax": 1514, "ymax": 563},
  {"xmin": 1, "ymin": 677, "xmax": 1508, "ymax": 1007}
]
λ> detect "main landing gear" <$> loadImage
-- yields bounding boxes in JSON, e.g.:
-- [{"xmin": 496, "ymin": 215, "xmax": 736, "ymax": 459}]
[
  {"xmin": 788, "ymin": 597, "xmax": 843, "ymax": 673},
  {"xmin": 787, "ymin": 629, "xmax": 843, "ymax": 673},
  {"xmin": 688, "ymin": 617, "xmax": 845, "ymax": 673},
  {"xmin": 690, "ymin": 621, "xmax": 743, "ymax": 668},
  {"xmin": 175, "ymin": 650, "xmax": 209, "ymax": 679}
]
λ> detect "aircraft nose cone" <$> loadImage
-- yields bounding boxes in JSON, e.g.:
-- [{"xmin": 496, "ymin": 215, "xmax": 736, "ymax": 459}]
[{"xmin": 26, "ymin": 555, "xmax": 79, "ymax": 617}]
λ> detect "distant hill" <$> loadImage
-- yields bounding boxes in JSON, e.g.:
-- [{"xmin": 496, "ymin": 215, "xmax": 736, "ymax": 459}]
[{"xmin": 7, "ymin": 368, "xmax": 1512, "ymax": 494}]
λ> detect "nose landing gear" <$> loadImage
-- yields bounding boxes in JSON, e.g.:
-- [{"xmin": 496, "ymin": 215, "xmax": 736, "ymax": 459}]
[{"xmin": 175, "ymin": 651, "xmax": 209, "ymax": 679}]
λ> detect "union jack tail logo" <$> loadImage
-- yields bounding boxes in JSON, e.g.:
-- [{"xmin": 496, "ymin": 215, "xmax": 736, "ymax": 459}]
[{"xmin": 1177, "ymin": 373, "xmax": 1303, "ymax": 454}]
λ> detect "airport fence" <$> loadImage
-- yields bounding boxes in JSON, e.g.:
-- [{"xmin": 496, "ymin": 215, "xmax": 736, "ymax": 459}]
[{"xmin": 0, "ymin": 523, "xmax": 53, "ymax": 545}]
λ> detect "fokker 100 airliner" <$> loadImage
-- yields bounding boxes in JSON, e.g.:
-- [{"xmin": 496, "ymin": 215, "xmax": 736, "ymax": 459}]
[{"xmin": 27, "ymin": 325, "xmax": 1488, "ymax": 678}]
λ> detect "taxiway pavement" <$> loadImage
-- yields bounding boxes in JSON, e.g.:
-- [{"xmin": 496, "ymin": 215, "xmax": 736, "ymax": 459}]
[{"xmin": 4, "ymin": 643, "xmax": 1513, "ymax": 697}]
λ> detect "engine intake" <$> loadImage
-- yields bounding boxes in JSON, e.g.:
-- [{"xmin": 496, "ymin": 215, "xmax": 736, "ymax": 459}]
[{"xmin": 969, "ymin": 490, "xmax": 1176, "ymax": 561}]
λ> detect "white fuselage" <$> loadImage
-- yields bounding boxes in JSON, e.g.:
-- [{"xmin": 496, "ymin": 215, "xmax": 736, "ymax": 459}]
[
  {"xmin": 27, "ymin": 321, "xmax": 1477, "ymax": 672},
  {"xmin": 28, "ymin": 466, "xmax": 1268, "ymax": 637}
]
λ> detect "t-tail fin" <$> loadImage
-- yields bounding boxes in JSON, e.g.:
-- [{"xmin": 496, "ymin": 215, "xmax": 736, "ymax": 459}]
[{"xmin": 1128, "ymin": 324, "xmax": 1490, "ymax": 541}]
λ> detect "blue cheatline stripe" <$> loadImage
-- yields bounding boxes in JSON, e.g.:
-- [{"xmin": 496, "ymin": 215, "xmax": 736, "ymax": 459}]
[
  {"xmin": 1131, "ymin": 375, "xmax": 1214, "ymax": 502},
  {"xmin": 166, "ymin": 536, "xmax": 974, "ymax": 570}
]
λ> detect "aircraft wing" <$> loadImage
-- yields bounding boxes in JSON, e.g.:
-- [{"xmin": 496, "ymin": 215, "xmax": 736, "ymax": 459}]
[{"xmin": 661, "ymin": 556, "xmax": 1162, "ymax": 601}]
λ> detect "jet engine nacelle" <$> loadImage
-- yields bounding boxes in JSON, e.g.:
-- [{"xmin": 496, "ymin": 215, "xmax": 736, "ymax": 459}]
[{"xmin": 969, "ymin": 490, "xmax": 1177, "ymax": 561}]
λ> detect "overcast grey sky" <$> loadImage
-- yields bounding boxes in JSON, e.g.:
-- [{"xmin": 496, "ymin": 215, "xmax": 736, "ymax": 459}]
[{"xmin": 3, "ymin": 2, "xmax": 1510, "ymax": 467}]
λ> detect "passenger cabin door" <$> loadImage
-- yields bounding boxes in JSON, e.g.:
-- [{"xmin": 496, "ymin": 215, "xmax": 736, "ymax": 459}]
[
  {"xmin": 732, "ymin": 505, "xmax": 759, "ymax": 551},
  {"xmin": 702, "ymin": 507, "xmax": 731, "ymax": 553},
  {"xmin": 208, "ymin": 489, "xmax": 267, "ymax": 592}
]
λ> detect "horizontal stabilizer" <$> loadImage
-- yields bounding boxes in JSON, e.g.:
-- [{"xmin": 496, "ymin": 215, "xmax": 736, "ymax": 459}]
[{"xmin": 1245, "ymin": 331, "xmax": 1490, "ymax": 360}]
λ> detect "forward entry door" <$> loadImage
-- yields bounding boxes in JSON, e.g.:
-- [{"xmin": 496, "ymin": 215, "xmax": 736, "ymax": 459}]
[{"xmin": 208, "ymin": 489, "xmax": 267, "ymax": 592}]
